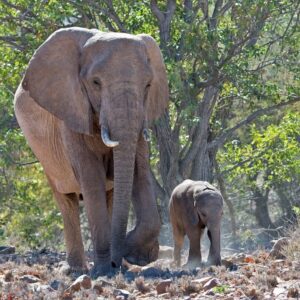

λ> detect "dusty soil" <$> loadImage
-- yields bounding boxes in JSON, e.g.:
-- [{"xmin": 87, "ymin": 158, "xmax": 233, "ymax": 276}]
[{"xmin": 0, "ymin": 242, "xmax": 299, "ymax": 300}]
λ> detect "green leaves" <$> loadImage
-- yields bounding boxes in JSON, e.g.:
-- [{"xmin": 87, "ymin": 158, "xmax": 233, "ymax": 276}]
[{"xmin": 220, "ymin": 112, "xmax": 300, "ymax": 186}]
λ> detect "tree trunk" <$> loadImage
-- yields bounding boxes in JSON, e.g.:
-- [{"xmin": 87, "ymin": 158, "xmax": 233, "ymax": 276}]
[
  {"xmin": 252, "ymin": 187, "xmax": 275, "ymax": 229},
  {"xmin": 214, "ymin": 160, "xmax": 237, "ymax": 238}
]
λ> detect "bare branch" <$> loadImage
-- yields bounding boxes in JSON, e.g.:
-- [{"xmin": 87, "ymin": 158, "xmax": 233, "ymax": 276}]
[
  {"xmin": 150, "ymin": 170, "xmax": 166, "ymax": 201},
  {"xmin": 102, "ymin": 0, "xmax": 127, "ymax": 32},
  {"xmin": 150, "ymin": 0, "xmax": 176, "ymax": 51},
  {"xmin": 180, "ymin": 86, "xmax": 219, "ymax": 173},
  {"xmin": 0, "ymin": 36, "xmax": 25, "ymax": 51},
  {"xmin": 219, "ymin": 0, "xmax": 234, "ymax": 16},
  {"xmin": 210, "ymin": 0, "xmax": 223, "ymax": 28},
  {"xmin": 199, "ymin": 0, "xmax": 209, "ymax": 20},
  {"xmin": 150, "ymin": 0, "xmax": 165, "ymax": 22}
]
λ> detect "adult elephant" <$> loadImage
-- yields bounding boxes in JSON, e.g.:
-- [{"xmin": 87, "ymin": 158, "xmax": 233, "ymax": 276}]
[{"xmin": 14, "ymin": 27, "xmax": 168, "ymax": 277}]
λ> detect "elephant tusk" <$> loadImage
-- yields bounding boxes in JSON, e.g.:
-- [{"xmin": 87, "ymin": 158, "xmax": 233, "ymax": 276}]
[
  {"xmin": 101, "ymin": 126, "xmax": 119, "ymax": 148},
  {"xmin": 143, "ymin": 128, "xmax": 150, "ymax": 142}
]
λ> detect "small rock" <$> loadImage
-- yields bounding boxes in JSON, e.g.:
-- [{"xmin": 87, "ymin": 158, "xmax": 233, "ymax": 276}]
[
  {"xmin": 269, "ymin": 237, "xmax": 289, "ymax": 259},
  {"xmin": 62, "ymin": 291, "xmax": 73, "ymax": 300},
  {"xmin": 67, "ymin": 281, "xmax": 81, "ymax": 293},
  {"xmin": 0, "ymin": 246, "xmax": 15, "ymax": 255},
  {"xmin": 287, "ymin": 287, "xmax": 299, "ymax": 298},
  {"xmin": 113, "ymin": 288, "xmax": 131, "ymax": 299},
  {"xmin": 4, "ymin": 271, "xmax": 13, "ymax": 282},
  {"xmin": 68, "ymin": 274, "xmax": 92, "ymax": 292},
  {"xmin": 273, "ymin": 287, "xmax": 287, "ymax": 297},
  {"xmin": 19, "ymin": 274, "xmax": 40, "ymax": 283},
  {"xmin": 50, "ymin": 279, "xmax": 63, "ymax": 290},
  {"xmin": 158, "ymin": 293, "xmax": 170, "ymax": 298},
  {"xmin": 192, "ymin": 276, "xmax": 212, "ymax": 286},
  {"xmin": 158, "ymin": 246, "xmax": 173, "ymax": 259},
  {"xmin": 203, "ymin": 278, "xmax": 219, "ymax": 291},
  {"xmin": 156, "ymin": 279, "xmax": 172, "ymax": 294},
  {"xmin": 76, "ymin": 274, "xmax": 92, "ymax": 289},
  {"xmin": 33, "ymin": 284, "xmax": 54, "ymax": 293},
  {"xmin": 92, "ymin": 282, "xmax": 103, "ymax": 295},
  {"xmin": 205, "ymin": 290, "xmax": 215, "ymax": 296}
]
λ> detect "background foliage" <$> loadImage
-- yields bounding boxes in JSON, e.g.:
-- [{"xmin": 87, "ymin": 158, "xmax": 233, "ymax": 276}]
[{"xmin": 0, "ymin": 0, "xmax": 299, "ymax": 250}]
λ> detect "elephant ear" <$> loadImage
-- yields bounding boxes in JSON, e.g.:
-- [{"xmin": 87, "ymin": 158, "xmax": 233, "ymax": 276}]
[
  {"xmin": 138, "ymin": 34, "xmax": 169, "ymax": 121},
  {"xmin": 22, "ymin": 27, "xmax": 97, "ymax": 135}
]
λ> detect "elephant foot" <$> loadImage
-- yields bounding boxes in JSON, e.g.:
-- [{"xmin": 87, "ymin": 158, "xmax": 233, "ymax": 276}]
[
  {"xmin": 207, "ymin": 256, "xmax": 222, "ymax": 266},
  {"xmin": 183, "ymin": 258, "xmax": 202, "ymax": 270},
  {"xmin": 59, "ymin": 261, "xmax": 88, "ymax": 278},
  {"xmin": 69, "ymin": 267, "xmax": 89, "ymax": 280},
  {"xmin": 124, "ymin": 238, "xmax": 159, "ymax": 266},
  {"xmin": 90, "ymin": 262, "xmax": 115, "ymax": 279}
]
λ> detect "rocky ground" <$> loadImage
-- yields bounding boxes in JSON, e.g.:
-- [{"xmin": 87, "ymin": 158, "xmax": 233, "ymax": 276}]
[{"xmin": 0, "ymin": 238, "xmax": 299, "ymax": 300}]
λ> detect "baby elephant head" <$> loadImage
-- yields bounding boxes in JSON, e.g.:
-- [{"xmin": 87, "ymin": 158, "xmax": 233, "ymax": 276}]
[{"xmin": 192, "ymin": 190, "xmax": 223, "ymax": 266}]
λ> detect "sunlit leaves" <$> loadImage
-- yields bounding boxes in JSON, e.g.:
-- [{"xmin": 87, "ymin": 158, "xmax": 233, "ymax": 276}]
[{"xmin": 220, "ymin": 112, "xmax": 300, "ymax": 186}]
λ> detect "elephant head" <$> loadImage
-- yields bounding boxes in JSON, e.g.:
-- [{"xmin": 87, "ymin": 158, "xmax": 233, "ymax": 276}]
[
  {"xmin": 21, "ymin": 27, "xmax": 168, "ymax": 268},
  {"xmin": 191, "ymin": 189, "xmax": 223, "ymax": 266}
]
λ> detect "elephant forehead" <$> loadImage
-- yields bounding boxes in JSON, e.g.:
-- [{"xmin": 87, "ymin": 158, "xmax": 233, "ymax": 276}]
[{"xmin": 84, "ymin": 32, "xmax": 145, "ymax": 54}]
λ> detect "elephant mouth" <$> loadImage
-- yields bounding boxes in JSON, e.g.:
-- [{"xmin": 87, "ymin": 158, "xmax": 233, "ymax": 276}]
[{"xmin": 100, "ymin": 124, "xmax": 150, "ymax": 147}]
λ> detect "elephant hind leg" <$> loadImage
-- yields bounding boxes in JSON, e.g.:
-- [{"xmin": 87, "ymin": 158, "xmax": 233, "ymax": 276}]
[
  {"xmin": 172, "ymin": 224, "xmax": 185, "ymax": 267},
  {"xmin": 52, "ymin": 188, "xmax": 87, "ymax": 273}
]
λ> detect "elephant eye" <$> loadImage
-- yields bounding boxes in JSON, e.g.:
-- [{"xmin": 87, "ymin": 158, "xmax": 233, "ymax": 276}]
[
  {"xmin": 145, "ymin": 83, "xmax": 151, "ymax": 95},
  {"xmin": 144, "ymin": 83, "xmax": 151, "ymax": 101},
  {"xmin": 93, "ymin": 78, "xmax": 101, "ymax": 88}
]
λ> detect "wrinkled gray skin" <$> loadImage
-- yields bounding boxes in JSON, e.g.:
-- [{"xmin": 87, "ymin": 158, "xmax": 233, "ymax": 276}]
[
  {"xmin": 14, "ymin": 27, "xmax": 168, "ymax": 277},
  {"xmin": 169, "ymin": 180, "xmax": 223, "ymax": 268}
]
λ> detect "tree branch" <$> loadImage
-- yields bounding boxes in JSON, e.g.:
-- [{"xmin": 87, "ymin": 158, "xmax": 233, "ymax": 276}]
[
  {"xmin": 150, "ymin": 0, "xmax": 176, "ymax": 52},
  {"xmin": 209, "ymin": 97, "xmax": 300, "ymax": 150},
  {"xmin": 180, "ymin": 86, "xmax": 219, "ymax": 173}
]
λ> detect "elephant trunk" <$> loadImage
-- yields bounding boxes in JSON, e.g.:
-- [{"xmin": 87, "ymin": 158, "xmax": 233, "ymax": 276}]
[
  {"xmin": 207, "ymin": 224, "xmax": 221, "ymax": 266},
  {"xmin": 101, "ymin": 90, "xmax": 141, "ymax": 268},
  {"xmin": 111, "ymin": 141, "xmax": 137, "ymax": 267}
]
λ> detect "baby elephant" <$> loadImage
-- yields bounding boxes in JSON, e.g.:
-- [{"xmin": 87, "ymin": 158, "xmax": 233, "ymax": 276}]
[{"xmin": 169, "ymin": 179, "xmax": 223, "ymax": 268}]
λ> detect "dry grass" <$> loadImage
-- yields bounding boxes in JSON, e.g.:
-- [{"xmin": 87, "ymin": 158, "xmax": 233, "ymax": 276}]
[{"xmin": 284, "ymin": 220, "xmax": 300, "ymax": 261}]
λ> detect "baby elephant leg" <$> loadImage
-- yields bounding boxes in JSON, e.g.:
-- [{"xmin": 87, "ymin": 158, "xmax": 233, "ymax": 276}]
[
  {"xmin": 173, "ymin": 226, "xmax": 185, "ymax": 267},
  {"xmin": 186, "ymin": 227, "xmax": 204, "ymax": 268}
]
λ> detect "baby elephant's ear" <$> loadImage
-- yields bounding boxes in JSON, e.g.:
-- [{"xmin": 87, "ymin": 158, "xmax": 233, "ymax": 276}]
[
  {"xmin": 22, "ymin": 27, "xmax": 96, "ymax": 135},
  {"xmin": 186, "ymin": 196, "xmax": 199, "ymax": 226},
  {"xmin": 138, "ymin": 34, "xmax": 169, "ymax": 122}
]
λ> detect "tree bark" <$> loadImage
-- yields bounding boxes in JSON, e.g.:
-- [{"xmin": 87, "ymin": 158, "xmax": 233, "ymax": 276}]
[{"xmin": 252, "ymin": 187, "xmax": 275, "ymax": 229}]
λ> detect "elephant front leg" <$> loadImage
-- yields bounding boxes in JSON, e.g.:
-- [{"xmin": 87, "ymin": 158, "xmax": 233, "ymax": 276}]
[
  {"xmin": 124, "ymin": 138, "xmax": 161, "ymax": 266},
  {"xmin": 52, "ymin": 189, "xmax": 87, "ymax": 275},
  {"xmin": 185, "ymin": 227, "xmax": 204, "ymax": 269},
  {"xmin": 207, "ymin": 228, "xmax": 222, "ymax": 266},
  {"xmin": 81, "ymin": 168, "xmax": 112, "ymax": 277},
  {"xmin": 62, "ymin": 130, "xmax": 112, "ymax": 277}
]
